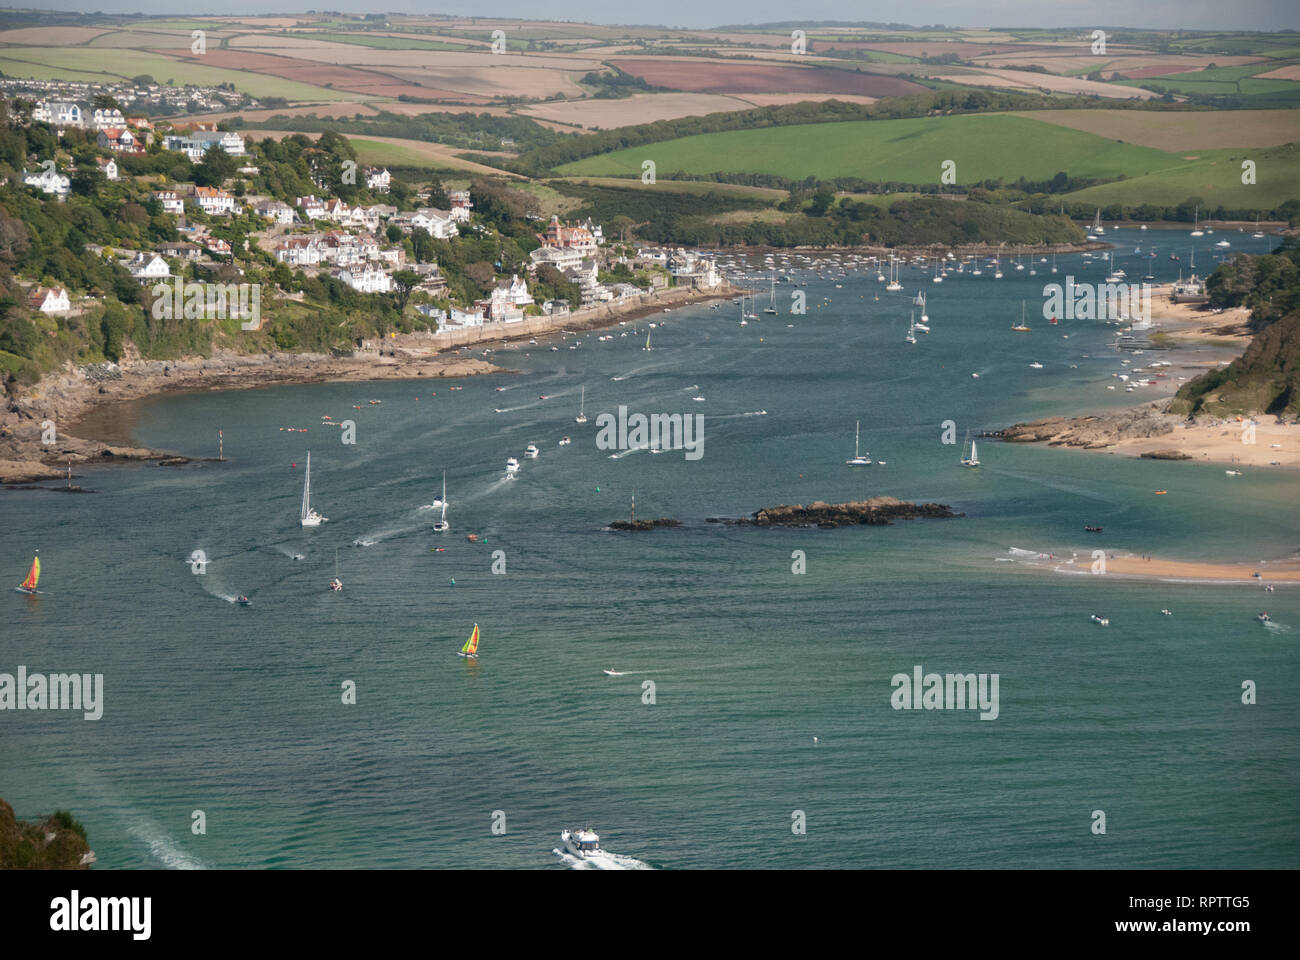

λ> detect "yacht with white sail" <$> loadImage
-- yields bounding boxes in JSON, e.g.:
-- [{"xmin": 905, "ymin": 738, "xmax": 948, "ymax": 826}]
[
  {"xmin": 960, "ymin": 430, "xmax": 980, "ymax": 467},
  {"xmin": 300, "ymin": 452, "xmax": 327, "ymax": 526},
  {"xmin": 574, "ymin": 386, "xmax": 587, "ymax": 424},
  {"xmin": 433, "ymin": 472, "xmax": 449, "ymax": 532},
  {"xmin": 846, "ymin": 420, "xmax": 871, "ymax": 466}
]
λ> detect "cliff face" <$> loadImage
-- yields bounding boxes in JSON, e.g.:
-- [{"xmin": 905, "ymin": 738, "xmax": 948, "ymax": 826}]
[
  {"xmin": 0, "ymin": 799, "xmax": 94, "ymax": 869},
  {"xmin": 1173, "ymin": 313, "xmax": 1300, "ymax": 417}
]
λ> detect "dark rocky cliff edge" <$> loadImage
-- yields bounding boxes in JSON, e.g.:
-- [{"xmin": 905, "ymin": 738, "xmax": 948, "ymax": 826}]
[{"xmin": 0, "ymin": 799, "xmax": 94, "ymax": 869}]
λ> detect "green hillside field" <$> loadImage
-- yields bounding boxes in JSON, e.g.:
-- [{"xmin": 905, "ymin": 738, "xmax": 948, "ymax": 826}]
[{"xmin": 556, "ymin": 112, "xmax": 1300, "ymax": 208}]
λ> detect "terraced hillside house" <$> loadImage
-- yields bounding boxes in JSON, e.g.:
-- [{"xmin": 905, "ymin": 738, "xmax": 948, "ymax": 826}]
[{"xmin": 27, "ymin": 286, "xmax": 70, "ymax": 315}]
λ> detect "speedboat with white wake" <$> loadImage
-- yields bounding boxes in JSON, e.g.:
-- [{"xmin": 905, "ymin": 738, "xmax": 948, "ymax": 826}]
[
  {"xmin": 603, "ymin": 669, "xmax": 627, "ymax": 676},
  {"xmin": 553, "ymin": 828, "xmax": 647, "ymax": 870}
]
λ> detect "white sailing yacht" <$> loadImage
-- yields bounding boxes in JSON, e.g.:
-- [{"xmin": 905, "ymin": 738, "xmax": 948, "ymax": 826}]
[
  {"xmin": 1091, "ymin": 209, "xmax": 1104, "ymax": 234},
  {"xmin": 960, "ymin": 430, "xmax": 980, "ymax": 467},
  {"xmin": 846, "ymin": 420, "xmax": 871, "ymax": 466},
  {"xmin": 1252, "ymin": 217, "xmax": 1265, "ymax": 239},
  {"xmin": 433, "ymin": 471, "xmax": 449, "ymax": 532},
  {"xmin": 575, "ymin": 386, "xmax": 587, "ymax": 424},
  {"xmin": 300, "ymin": 451, "xmax": 327, "ymax": 527},
  {"xmin": 905, "ymin": 311, "xmax": 918, "ymax": 344},
  {"xmin": 886, "ymin": 257, "xmax": 902, "ymax": 291},
  {"xmin": 764, "ymin": 274, "xmax": 778, "ymax": 314},
  {"xmin": 1190, "ymin": 206, "xmax": 1203, "ymax": 237}
]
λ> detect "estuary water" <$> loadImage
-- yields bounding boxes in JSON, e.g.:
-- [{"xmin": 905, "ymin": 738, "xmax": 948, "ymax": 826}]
[{"xmin": 3, "ymin": 229, "xmax": 1296, "ymax": 869}]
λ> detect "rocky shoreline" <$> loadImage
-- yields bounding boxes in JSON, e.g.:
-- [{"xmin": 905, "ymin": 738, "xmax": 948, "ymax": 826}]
[
  {"xmin": 1, "ymin": 351, "xmax": 501, "ymax": 484},
  {"xmin": 709, "ymin": 497, "xmax": 961, "ymax": 528},
  {"xmin": 2, "ymin": 283, "xmax": 736, "ymax": 485},
  {"xmin": 991, "ymin": 402, "xmax": 1179, "ymax": 450}
]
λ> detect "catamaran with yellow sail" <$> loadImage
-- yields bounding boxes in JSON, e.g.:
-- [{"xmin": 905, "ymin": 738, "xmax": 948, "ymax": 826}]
[
  {"xmin": 16, "ymin": 551, "xmax": 40, "ymax": 595},
  {"xmin": 457, "ymin": 623, "xmax": 480, "ymax": 660}
]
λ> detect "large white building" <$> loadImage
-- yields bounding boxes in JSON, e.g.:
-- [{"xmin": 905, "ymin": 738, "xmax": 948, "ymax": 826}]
[
  {"xmin": 23, "ymin": 167, "xmax": 70, "ymax": 197},
  {"xmin": 411, "ymin": 208, "xmax": 459, "ymax": 239},
  {"xmin": 336, "ymin": 265, "xmax": 392, "ymax": 294}
]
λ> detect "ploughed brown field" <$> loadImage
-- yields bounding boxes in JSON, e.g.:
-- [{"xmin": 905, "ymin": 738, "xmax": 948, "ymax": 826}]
[
  {"xmin": 607, "ymin": 58, "xmax": 928, "ymax": 96},
  {"xmin": 153, "ymin": 47, "xmax": 434, "ymax": 99}
]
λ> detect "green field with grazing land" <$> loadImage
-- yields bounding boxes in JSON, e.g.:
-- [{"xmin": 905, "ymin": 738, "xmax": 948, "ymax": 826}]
[
  {"xmin": 558, "ymin": 113, "xmax": 1194, "ymax": 185},
  {"xmin": 1059, "ymin": 143, "xmax": 1300, "ymax": 209}
]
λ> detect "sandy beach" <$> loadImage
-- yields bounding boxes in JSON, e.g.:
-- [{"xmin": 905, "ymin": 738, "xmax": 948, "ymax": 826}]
[{"xmin": 1102, "ymin": 554, "xmax": 1300, "ymax": 583}]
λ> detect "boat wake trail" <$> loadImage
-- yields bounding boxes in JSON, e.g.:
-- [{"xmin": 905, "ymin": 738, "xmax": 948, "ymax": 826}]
[
  {"xmin": 1262, "ymin": 620, "xmax": 1291, "ymax": 633},
  {"xmin": 126, "ymin": 819, "xmax": 209, "ymax": 870}
]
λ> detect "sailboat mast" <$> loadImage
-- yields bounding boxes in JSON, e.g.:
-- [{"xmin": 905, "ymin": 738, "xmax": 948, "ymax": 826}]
[{"xmin": 301, "ymin": 452, "xmax": 311, "ymax": 519}]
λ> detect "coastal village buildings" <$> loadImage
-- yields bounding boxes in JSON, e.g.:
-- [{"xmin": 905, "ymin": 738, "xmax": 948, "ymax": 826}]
[
  {"xmin": 163, "ymin": 130, "xmax": 246, "ymax": 160},
  {"xmin": 364, "ymin": 167, "xmax": 391, "ymax": 192},
  {"xmin": 95, "ymin": 157, "xmax": 119, "ymax": 180}
]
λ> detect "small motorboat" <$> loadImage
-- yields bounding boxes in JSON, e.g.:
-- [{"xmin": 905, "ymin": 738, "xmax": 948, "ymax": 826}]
[
  {"xmin": 1029, "ymin": 362, "xmax": 1044, "ymax": 369},
  {"xmin": 237, "ymin": 595, "xmax": 252, "ymax": 606},
  {"xmin": 524, "ymin": 444, "xmax": 539, "ymax": 459},
  {"xmin": 559, "ymin": 828, "xmax": 606, "ymax": 861},
  {"xmin": 558, "ymin": 437, "xmax": 571, "ymax": 446},
  {"xmin": 466, "ymin": 533, "xmax": 480, "ymax": 543},
  {"xmin": 603, "ymin": 669, "xmax": 626, "ymax": 677},
  {"xmin": 1161, "ymin": 609, "xmax": 1172, "ymax": 616},
  {"xmin": 1090, "ymin": 614, "xmax": 1109, "ymax": 626},
  {"xmin": 505, "ymin": 457, "xmax": 520, "ymax": 475},
  {"xmin": 1084, "ymin": 525, "xmax": 1103, "ymax": 533},
  {"xmin": 328, "ymin": 578, "xmax": 342, "ymax": 592},
  {"xmin": 1154, "ymin": 490, "xmax": 1167, "ymax": 495},
  {"xmin": 1257, "ymin": 613, "xmax": 1271, "ymax": 623}
]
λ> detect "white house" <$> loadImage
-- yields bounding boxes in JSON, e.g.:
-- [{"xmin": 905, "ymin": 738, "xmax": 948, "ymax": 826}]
[
  {"xmin": 274, "ymin": 237, "xmax": 323, "ymax": 267},
  {"xmin": 192, "ymin": 186, "xmax": 236, "ymax": 216},
  {"xmin": 128, "ymin": 253, "xmax": 171, "ymax": 281},
  {"xmin": 530, "ymin": 244, "xmax": 584, "ymax": 273},
  {"xmin": 153, "ymin": 190, "xmax": 184, "ymax": 215},
  {"xmin": 296, "ymin": 196, "xmax": 328, "ymax": 221},
  {"xmin": 365, "ymin": 167, "xmax": 391, "ymax": 192},
  {"xmin": 411, "ymin": 208, "xmax": 458, "ymax": 239},
  {"xmin": 28, "ymin": 286, "xmax": 71, "ymax": 314},
  {"xmin": 447, "ymin": 306, "xmax": 485, "ymax": 328},
  {"xmin": 34, "ymin": 101, "xmax": 82, "ymax": 128},
  {"xmin": 95, "ymin": 156, "xmax": 119, "ymax": 181},
  {"xmin": 255, "ymin": 200, "xmax": 295, "ymax": 224},
  {"xmin": 336, "ymin": 265, "xmax": 392, "ymax": 294},
  {"xmin": 23, "ymin": 167, "xmax": 70, "ymax": 197},
  {"xmin": 163, "ymin": 131, "xmax": 245, "ymax": 160},
  {"xmin": 92, "ymin": 107, "xmax": 125, "ymax": 130},
  {"xmin": 493, "ymin": 274, "xmax": 533, "ymax": 308}
]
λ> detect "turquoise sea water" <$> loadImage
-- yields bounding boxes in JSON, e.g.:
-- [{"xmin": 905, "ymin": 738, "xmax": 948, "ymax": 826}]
[{"xmin": 2, "ymin": 229, "xmax": 1297, "ymax": 869}]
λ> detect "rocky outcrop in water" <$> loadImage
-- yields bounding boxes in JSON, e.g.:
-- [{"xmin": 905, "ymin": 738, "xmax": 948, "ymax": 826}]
[
  {"xmin": 0, "ymin": 799, "xmax": 94, "ymax": 869},
  {"xmin": 709, "ymin": 496, "xmax": 960, "ymax": 528},
  {"xmin": 609, "ymin": 518, "xmax": 681, "ymax": 531}
]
